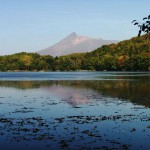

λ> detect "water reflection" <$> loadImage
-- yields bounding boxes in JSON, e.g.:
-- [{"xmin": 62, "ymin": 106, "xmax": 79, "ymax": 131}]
[
  {"xmin": 0, "ymin": 77, "xmax": 149, "ymax": 107},
  {"xmin": 0, "ymin": 74, "xmax": 150, "ymax": 149}
]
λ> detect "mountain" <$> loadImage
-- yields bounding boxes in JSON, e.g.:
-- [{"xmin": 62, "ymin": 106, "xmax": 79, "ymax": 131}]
[
  {"xmin": 37, "ymin": 32, "xmax": 118, "ymax": 57},
  {"xmin": 0, "ymin": 34, "xmax": 150, "ymax": 71}
]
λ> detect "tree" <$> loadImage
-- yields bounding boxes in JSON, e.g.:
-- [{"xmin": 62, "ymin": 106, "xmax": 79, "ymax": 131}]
[
  {"xmin": 21, "ymin": 55, "xmax": 33, "ymax": 70},
  {"xmin": 132, "ymin": 15, "xmax": 150, "ymax": 37}
]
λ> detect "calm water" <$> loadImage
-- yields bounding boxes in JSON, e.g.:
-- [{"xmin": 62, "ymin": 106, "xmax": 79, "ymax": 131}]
[{"xmin": 0, "ymin": 72, "xmax": 150, "ymax": 150}]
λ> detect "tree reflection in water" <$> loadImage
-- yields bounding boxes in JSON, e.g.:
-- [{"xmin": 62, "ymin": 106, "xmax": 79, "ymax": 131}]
[{"xmin": 0, "ymin": 76, "xmax": 149, "ymax": 107}]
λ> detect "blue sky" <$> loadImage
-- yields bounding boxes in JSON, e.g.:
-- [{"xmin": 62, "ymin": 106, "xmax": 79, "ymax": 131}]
[{"xmin": 0, "ymin": 0, "xmax": 150, "ymax": 55}]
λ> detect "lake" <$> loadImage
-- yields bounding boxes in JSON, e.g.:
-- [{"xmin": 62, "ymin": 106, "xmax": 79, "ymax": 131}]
[{"xmin": 0, "ymin": 72, "xmax": 150, "ymax": 150}]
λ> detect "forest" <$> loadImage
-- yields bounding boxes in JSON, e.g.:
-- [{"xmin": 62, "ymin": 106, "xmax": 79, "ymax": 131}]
[{"xmin": 0, "ymin": 34, "xmax": 150, "ymax": 71}]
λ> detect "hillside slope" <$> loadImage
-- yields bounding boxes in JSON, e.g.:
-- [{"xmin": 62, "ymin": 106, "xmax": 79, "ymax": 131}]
[
  {"xmin": 56, "ymin": 34, "xmax": 150, "ymax": 71},
  {"xmin": 38, "ymin": 32, "xmax": 118, "ymax": 57}
]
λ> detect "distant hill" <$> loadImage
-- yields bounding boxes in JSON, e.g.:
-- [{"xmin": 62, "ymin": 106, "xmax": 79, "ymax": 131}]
[{"xmin": 37, "ymin": 32, "xmax": 118, "ymax": 57}]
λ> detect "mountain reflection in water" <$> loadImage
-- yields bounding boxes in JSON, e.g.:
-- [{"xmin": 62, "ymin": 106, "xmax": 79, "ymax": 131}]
[{"xmin": 0, "ymin": 78, "xmax": 149, "ymax": 107}]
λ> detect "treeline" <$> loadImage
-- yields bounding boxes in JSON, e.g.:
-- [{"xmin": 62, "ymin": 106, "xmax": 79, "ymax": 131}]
[
  {"xmin": 0, "ymin": 52, "xmax": 54, "ymax": 71},
  {"xmin": 0, "ymin": 34, "xmax": 150, "ymax": 71}
]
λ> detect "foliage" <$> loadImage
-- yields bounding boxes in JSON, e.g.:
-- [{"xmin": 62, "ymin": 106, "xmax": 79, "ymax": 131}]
[
  {"xmin": 0, "ymin": 52, "xmax": 54, "ymax": 71},
  {"xmin": 132, "ymin": 15, "xmax": 150, "ymax": 36}
]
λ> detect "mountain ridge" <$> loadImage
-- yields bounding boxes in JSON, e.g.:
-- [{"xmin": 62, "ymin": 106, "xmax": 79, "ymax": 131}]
[{"xmin": 37, "ymin": 32, "xmax": 118, "ymax": 57}]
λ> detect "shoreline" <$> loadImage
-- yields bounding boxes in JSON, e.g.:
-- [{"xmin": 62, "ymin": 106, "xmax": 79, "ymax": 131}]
[{"xmin": 0, "ymin": 70, "xmax": 150, "ymax": 72}]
